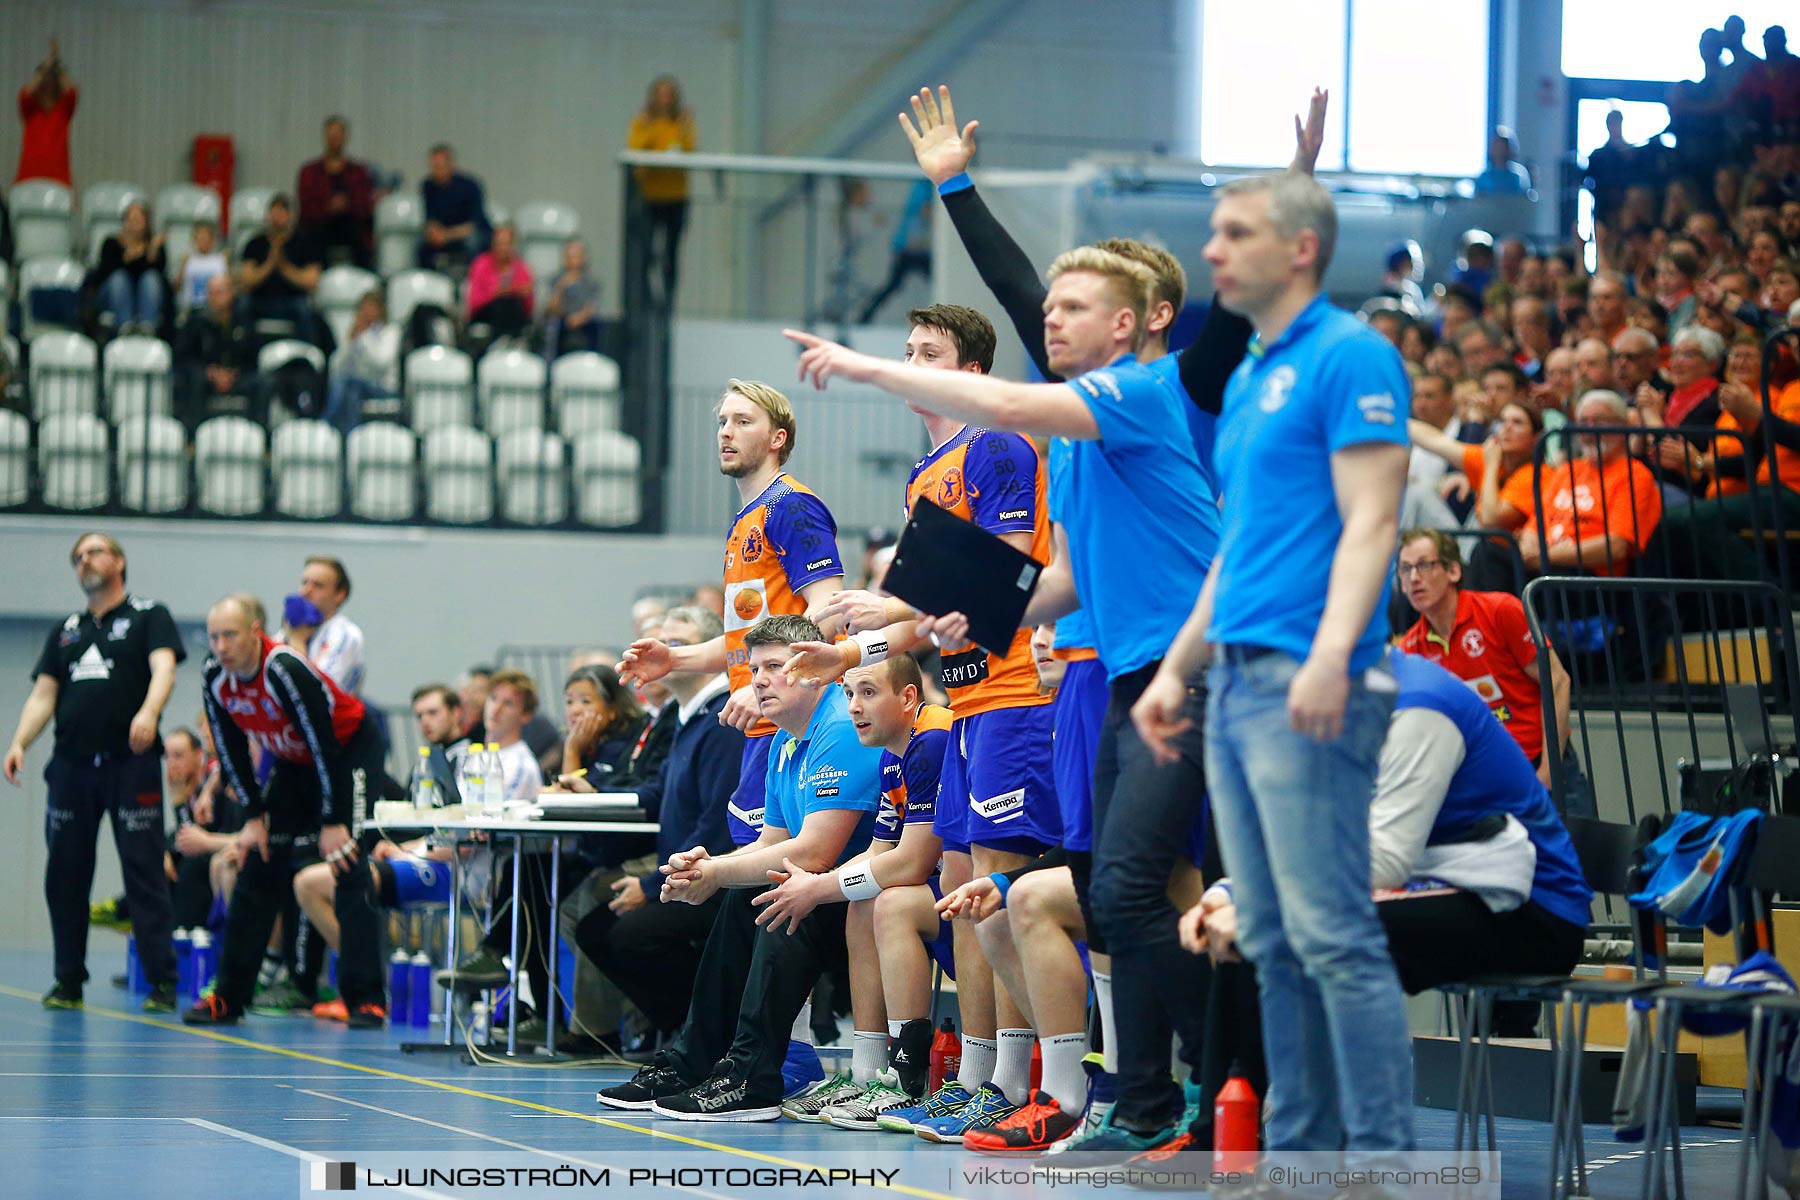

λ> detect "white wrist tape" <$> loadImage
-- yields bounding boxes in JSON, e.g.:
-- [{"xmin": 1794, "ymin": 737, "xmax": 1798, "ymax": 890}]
[
  {"xmin": 837, "ymin": 860, "xmax": 883, "ymax": 901},
  {"xmin": 851, "ymin": 630, "xmax": 891, "ymax": 666}
]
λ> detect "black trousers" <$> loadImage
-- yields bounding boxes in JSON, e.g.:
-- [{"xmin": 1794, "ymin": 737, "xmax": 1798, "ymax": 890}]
[
  {"xmin": 575, "ymin": 889, "xmax": 725, "ymax": 1033},
  {"xmin": 44, "ymin": 750, "xmax": 176, "ymax": 988},
  {"xmin": 171, "ymin": 850, "xmax": 216, "ymax": 930},
  {"xmin": 471, "ymin": 296, "xmax": 531, "ymax": 339},
  {"xmin": 480, "ymin": 849, "xmax": 585, "ymax": 1021},
  {"xmin": 216, "ymin": 720, "xmax": 386, "ymax": 1010},
  {"xmin": 1089, "ymin": 663, "xmax": 1214, "ymax": 1130},
  {"xmin": 643, "ymin": 202, "xmax": 687, "ymax": 305}
]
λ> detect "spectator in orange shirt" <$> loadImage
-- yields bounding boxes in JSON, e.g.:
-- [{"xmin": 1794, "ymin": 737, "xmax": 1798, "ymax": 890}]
[
  {"xmin": 1517, "ymin": 390, "xmax": 1663, "ymax": 577},
  {"xmin": 1408, "ymin": 399, "xmax": 1542, "ymax": 531},
  {"xmin": 1656, "ymin": 378, "xmax": 1800, "ymax": 582},
  {"xmin": 15, "ymin": 39, "xmax": 75, "ymax": 186}
]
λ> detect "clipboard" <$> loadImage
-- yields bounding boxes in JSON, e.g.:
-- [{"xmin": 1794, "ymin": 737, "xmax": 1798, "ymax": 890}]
[{"xmin": 882, "ymin": 498, "xmax": 1042, "ymax": 655}]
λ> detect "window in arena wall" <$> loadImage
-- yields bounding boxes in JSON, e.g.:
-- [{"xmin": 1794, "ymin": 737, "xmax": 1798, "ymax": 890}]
[{"xmin": 1562, "ymin": 0, "xmax": 1796, "ymax": 83}]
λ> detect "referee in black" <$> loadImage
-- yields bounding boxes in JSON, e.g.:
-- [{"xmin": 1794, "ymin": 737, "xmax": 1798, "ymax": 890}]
[{"xmin": 4, "ymin": 533, "xmax": 185, "ymax": 1011}]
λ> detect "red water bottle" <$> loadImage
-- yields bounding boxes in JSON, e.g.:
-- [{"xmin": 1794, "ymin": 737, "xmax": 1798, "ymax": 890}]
[
  {"xmin": 1029, "ymin": 1040, "xmax": 1043, "ymax": 1094},
  {"xmin": 928, "ymin": 1018, "xmax": 961, "ymax": 1094},
  {"xmin": 1213, "ymin": 1063, "xmax": 1260, "ymax": 1174}
]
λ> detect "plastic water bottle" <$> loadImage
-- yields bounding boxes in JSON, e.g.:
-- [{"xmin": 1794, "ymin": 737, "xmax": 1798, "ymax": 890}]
[
  {"xmin": 460, "ymin": 744, "xmax": 486, "ymax": 808},
  {"xmin": 389, "ymin": 949, "xmax": 412, "ymax": 1020},
  {"xmin": 470, "ymin": 998, "xmax": 490, "ymax": 1040},
  {"xmin": 929, "ymin": 1018, "xmax": 961, "ymax": 1094},
  {"xmin": 174, "ymin": 928, "xmax": 194, "ymax": 1002},
  {"xmin": 411, "ymin": 745, "xmax": 437, "ymax": 810},
  {"xmin": 125, "ymin": 934, "xmax": 146, "ymax": 993},
  {"xmin": 1214, "ymin": 1061, "xmax": 1260, "ymax": 1174},
  {"xmin": 409, "ymin": 952, "xmax": 432, "ymax": 1026},
  {"xmin": 190, "ymin": 929, "xmax": 213, "ymax": 994},
  {"xmin": 482, "ymin": 745, "xmax": 506, "ymax": 816}
]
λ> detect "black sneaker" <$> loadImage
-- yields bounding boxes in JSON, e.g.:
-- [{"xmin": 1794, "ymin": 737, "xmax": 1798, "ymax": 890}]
[
  {"xmin": 182, "ymin": 993, "xmax": 242, "ymax": 1025},
  {"xmin": 597, "ymin": 1053, "xmax": 692, "ymax": 1110},
  {"xmin": 345, "ymin": 1003, "xmax": 388, "ymax": 1029},
  {"xmin": 42, "ymin": 982, "xmax": 83, "ymax": 1009},
  {"xmin": 889, "ymin": 1018, "xmax": 934, "ymax": 1096},
  {"xmin": 652, "ymin": 1070, "xmax": 782, "ymax": 1122},
  {"xmin": 434, "ymin": 946, "xmax": 509, "ymax": 992},
  {"xmin": 143, "ymin": 982, "xmax": 178, "ymax": 1013}
]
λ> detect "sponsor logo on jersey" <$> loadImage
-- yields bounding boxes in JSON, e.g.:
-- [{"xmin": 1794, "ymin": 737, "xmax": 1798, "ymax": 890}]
[
  {"xmin": 1460, "ymin": 628, "xmax": 1486, "ymax": 657},
  {"xmin": 1462, "ymin": 673, "xmax": 1504, "ymax": 705},
  {"xmin": 939, "ymin": 468, "xmax": 965, "ymax": 509},
  {"xmin": 107, "ymin": 618, "xmax": 132, "ymax": 641},
  {"xmin": 1259, "ymin": 364, "xmax": 1298, "ymax": 413},
  {"xmin": 727, "ymin": 579, "xmax": 768, "ymax": 626},
  {"xmin": 939, "ymin": 647, "xmax": 991, "ymax": 689},
  {"xmin": 69, "ymin": 643, "xmax": 112, "ymax": 682},
  {"xmin": 1357, "ymin": 392, "xmax": 1397, "ymax": 425},
  {"xmin": 805, "ymin": 557, "xmax": 835, "ymax": 572},
  {"xmin": 998, "ymin": 508, "xmax": 1029, "ymax": 522},
  {"xmin": 741, "ymin": 525, "xmax": 766, "ymax": 563}
]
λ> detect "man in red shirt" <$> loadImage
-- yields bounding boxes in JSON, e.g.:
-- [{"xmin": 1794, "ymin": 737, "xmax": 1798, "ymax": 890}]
[
  {"xmin": 1395, "ymin": 529, "xmax": 1593, "ymax": 817},
  {"xmin": 15, "ymin": 39, "xmax": 76, "ymax": 185}
]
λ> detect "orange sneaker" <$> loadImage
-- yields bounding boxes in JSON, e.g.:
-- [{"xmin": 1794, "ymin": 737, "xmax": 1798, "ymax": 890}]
[
  {"xmin": 312, "ymin": 998, "xmax": 348, "ymax": 1021},
  {"xmin": 346, "ymin": 1003, "xmax": 389, "ymax": 1029},
  {"xmin": 963, "ymin": 1091, "xmax": 1078, "ymax": 1155}
]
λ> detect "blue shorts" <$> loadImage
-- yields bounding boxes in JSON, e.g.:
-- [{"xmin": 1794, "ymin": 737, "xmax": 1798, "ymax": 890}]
[
  {"xmin": 934, "ymin": 705, "xmax": 1058, "ymax": 856},
  {"xmin": 377, "ymin": 855, "xmax": 451, "ymax": 907},
  {"xmin": 728, "ymin": 735, "xmax": 775, "ymax": 846},
  {"xmin": 1184, "ymin": 804, "xmax": 1210, "ymax": 870},
  {"xmin": 1052, "ymin": 658, "xmax": 1108, "ymax": 852},
  {"xmin": 925, "ymin": 877, "xmax": 957, "ymax": 982}
]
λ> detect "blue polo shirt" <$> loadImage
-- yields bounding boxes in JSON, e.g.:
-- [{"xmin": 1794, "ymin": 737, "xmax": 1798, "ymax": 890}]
[
  {"xmin": 1392, "ymin": 651, "xmax": 1593, "ymax": 929},
  {"xmin": 1148, "ymin": 352, "xmax": 1220, "ymax": 479},
  {"xmin": 1051, "ymin": 355, "xmax": 1219, "ymax": 680},
  {"xmin": 762, "ymin": 686, "xmax": 885, "ymax": 865},
  {"xmin": 1209, "ymin": 295, "xmax": 1411, "ymax": 672}
]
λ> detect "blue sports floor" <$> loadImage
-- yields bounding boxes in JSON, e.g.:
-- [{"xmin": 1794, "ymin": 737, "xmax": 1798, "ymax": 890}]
[{"xmin": 0, "ymin": 948, "xmax": 1756, "ymax": 1199}]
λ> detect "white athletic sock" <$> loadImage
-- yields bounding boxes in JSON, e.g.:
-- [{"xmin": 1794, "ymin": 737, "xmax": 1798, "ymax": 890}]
[
  {"xmin": 851, "ymin": 1030, "xmax": 888, "ymax": 1085},
  {"xmin": 1093, "ymin": 972, "xmax": 1120, "ymax": 1074},
  {"xmin": 993, "ymin": 1027, "xmax": 1036, "ymax": 1102},
  {"xmin": 958, "ymin": 1036, "xmax": 998, "ymax": 1091},
  {"xmin": 1040, "ymin": 1032, "xmax": 1089, "ymax": 1114},
  {"xmin": 888, "ymin": 1019, "xmax": 904, "ymax": 1040},
  {"xmin": 792, "ymin": 1001, "xmax": 815, "ymax": 1047}
]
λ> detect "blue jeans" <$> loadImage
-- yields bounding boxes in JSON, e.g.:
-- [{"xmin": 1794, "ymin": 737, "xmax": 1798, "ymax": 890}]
[
  {"xmin": 102, "ymin": 270, "xmax": 163, "ymax": 327},
  {"xmin": 322, "ymin": 377, "xmax": 392, "ymax": 435},
  {"xmin": 1204, "ymin": 646, "xmax": 1413, "ymax": 1154}
]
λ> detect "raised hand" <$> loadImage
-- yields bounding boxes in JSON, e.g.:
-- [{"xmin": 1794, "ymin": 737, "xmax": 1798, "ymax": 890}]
[
  {"xmin": 782, "ymin": 640, "xmax": 854, "ymax": 690},
  {"xmin": 619, "ymin": 637, "xmax": 673, "ymax": 685},
  {"xmin": 899, "ymin": 85, "xmax": 978, "ymax": 186},
  {"xmin": 785, "ymin": 328, "xmax": 882, "ymax": 390},
  {"xmin": 1290, "ymin": 87, "xmax": 1330, "ymax": 175}
]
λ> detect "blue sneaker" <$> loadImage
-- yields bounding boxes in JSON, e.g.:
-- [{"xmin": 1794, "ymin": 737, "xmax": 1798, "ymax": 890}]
[
  {"xmin": 914, "ymin": 1082, "xmax": 1017, "ymax": 1144},
  {"xmin": 781, "ymin": 1039, "xmax": 825, "ymax": 1099},
  {"xmin": 1039, "ymin": 1104, "xmax": 1178, "ymax": 1174},
  {"xmin": 877, "ymin": 1079, "xmax": 974, "ymax": 1134}
]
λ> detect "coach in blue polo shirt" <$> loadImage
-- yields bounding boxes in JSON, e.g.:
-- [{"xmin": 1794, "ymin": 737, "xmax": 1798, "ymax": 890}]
[{"xmin": 1135, "ymin": 172, "xmax": 1416, "ymax": 1158}]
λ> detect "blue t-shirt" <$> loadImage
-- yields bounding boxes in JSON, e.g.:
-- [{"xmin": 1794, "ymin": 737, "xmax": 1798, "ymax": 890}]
[
  {"xmin": 873, "ymin": 710, "xmax": 952, "ymax": 842},
  {"xmin": 1148, "ymin": 352, "xmax": 1220, "ymax": 482},
  {"xmin": 1052, "ymin": 355, "xmax": 1219, "ymax": 680},
  {"xmin": 762, "ymin": 686, "xmax": 886, "ymax": 865},
  {"xmin": 1392, "ymin": 651, "xmax": 1593, "ymax": 929},
  {"xmin": 1209, "ymin": 296, "xmax": 1411, "ymax": 672}
]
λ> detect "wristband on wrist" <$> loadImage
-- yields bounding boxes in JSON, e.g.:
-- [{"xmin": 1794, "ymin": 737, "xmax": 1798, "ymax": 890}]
[
  {"xmin": 837, "ymin": 860, "xmax": 883, "ymax": 901},
  {"xmin": 851, "ymin": 630, "xmax": 891, "ymax": 666},
  {"xmin": 989, "ymin": 871, "xmax": 1013, "ymax": 907},
  {"xmin": 937, "ymin": 172, "xmax": 973, "ymax": 197}
]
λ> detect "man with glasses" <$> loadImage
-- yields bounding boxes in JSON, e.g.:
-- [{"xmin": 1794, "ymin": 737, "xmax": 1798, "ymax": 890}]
[
  {"xmin": 1393, "ymin": 530, "xmax": 1591, "ymax": 817},
  {"xmin": 1610, "ymin": 326, "xmax": 1670, "ymax": 403}
]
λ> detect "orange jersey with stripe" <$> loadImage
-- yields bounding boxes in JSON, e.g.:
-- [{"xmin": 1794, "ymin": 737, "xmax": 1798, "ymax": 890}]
[
  {"xmin": 723, "ymin": 472, "xmax": 844, "ymax": 738},
  {"xmin": 905, "ymin": 427, "xmax": 1051, "ymax": 717}
]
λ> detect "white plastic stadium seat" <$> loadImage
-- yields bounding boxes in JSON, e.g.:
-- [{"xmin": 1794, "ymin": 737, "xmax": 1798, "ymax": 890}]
[
  {"xmin": 228, "ymin": 186, "xmax": 278, "ymax": 258},
  {"xmin": 387, "ymin": 269, "xmax": 456, "ymax": 330},
  {"xmin": 155, "ymin": 184, "xmax": 224, "ymax": 284},
  {"xmin": 81, "ymin": 181, "xmax": 147, "ymax": 263},
  {"xmin": 573, "ymin": 430, "xmax": 642, "ymax": 527},
  {"xmin": 405, "ymin": 345, "xmax": 474, "ymax": 433},
  {"xmin": 37, "ymin": 412, "xmax": 109, "ymax": 510},
  {"xmin": 497, "ymin": 430, "xmax": 567, "ymax": 525},
  {"xmin": 424, "ymin": 426, "xmax": 493, "ymax": 523},
  {"xmin": 116, "ymin": 413, "xmax": 188, "ymax": 514},
  {"xmin": 194, "ymin": 415, "xmax": 267, "ymax": 516},
  {"xmin": 513, "ymin": 201, "xmax": 579, "ymax": 304},
  {"xmin": 550, "ymin": 352, "xmax": 622, "ymax": 438},
  {"xmin": 0, "ymin": 410, "xmax": 30, "ymax": 507},
  {"xmin": 103, "ymin": 335, "xmax": 174, "ymax": 425},
  {"xmin": 272, "ymin": 419, "xmax": 344, "ymax": 518},
  {"xmin": 18, "ymin": 256, "xmax": 86, "ymax": 340},
  {"xmin": 347, "ymin": 422, "xmax": 417, "ymax": 521},
  {"xmin": 28, "ymin": 329, "xmax": 99, "ymax": 420},
  {"xmin": 317, "ymin": 265, "xmax": 380, "ymax": 348},
  {"xmin": 477, "ymin": 347, "xmax": 546, "ymax": 437},
  {"xmin": 376, "ymin": 193, "xmax": 423, "ymax": 277},
  {"xmin": 10, "ymin": 178, "xmax": 74, "ymax": 261}
]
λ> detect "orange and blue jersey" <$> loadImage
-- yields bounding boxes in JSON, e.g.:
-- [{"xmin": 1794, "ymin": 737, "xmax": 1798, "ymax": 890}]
[
  {"xmin": 904, "ymin": 426, "xmax": 1051, "ymax": 717},
  {"xmin": 873, "ymin": 704, "xmax": 954, "ymax": 842},
  {"xmin": 722, "ymin": 472, "xmax": 844, "ymax": 740}
]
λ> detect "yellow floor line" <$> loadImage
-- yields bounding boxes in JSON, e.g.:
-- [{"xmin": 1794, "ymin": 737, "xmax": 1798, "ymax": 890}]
[{"xmin": 0, "ymin": 983, "xmax": 961, "ymax": 1200}]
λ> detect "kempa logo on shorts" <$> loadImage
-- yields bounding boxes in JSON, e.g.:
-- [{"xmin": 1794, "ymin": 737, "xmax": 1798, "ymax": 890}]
[
  {"xmin": 972, "ymin": 787, "xmax": 1026, "ymax": 822},
  {"xmin": 311, "ymin": 1161, "xmax": 356, "ymax": 1190}
]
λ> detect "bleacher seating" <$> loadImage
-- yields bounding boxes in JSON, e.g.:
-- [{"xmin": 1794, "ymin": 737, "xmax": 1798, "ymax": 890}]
[
  {"xmin": 28, "ymin": 331, "xmax": 99, "ymax": 420},
  {"xmin": 257, "ymin": 339, "xmax": 327, "ymax": 428},
  {"xmin": 423, "ymin": 425, "xmax": 493, "ymax": 523},
  {"xmin": 375, "ymin": 193, "xmax": 423, "ymax": 277},
  {"xmin": 102, "ymin": 335, "xmax": 174, "ymax": 425},
  {"xmin": 116, "ymin": 414, "xmax": 188, "ymax": 514},
  {"xmin": 194, "ymin": 416, "xmax": 266, "ymax": 516},
  {"xmin": 0, "ymin": 411, "xmax": 29, "ymax": 508},
  {"xmin": 272, "ymin": 419, "xmax": 344, "ymax": 518},
  {"xmin": 388, "ymin": 269, "xmax": 457, "ymax": 329},
  {"xmin": 497, "ymin": 429, "xmax": 567, "ymax": 525},
  {"xmin": 405, "ymin": 345, "xmax": 475, "ymax": 433},
  {"xmin": 514, "ymin": 201, "xmax": 579, "ymax": 304},
  {"xmin": 155, "ymin": 184, "xmax": 223, "ymax": 284},
  {"xmin": 347, "ymin": 422, "xmax": 418, "ymax": 521},
  {"xmin": 550, "ymin": 352, "xmax": 622, "ymax": 438},
  {"xmin": 228, "ymin": 186, "xmax": 278, "ymax": 258},
  {"xmin": 37, "ymin": 412, "xmax": 109, "ymax": 511},
  {"xmin": 81, "ymin": 181, "xmax": 146, "ymax": 263},
  {"xmin": 574, "ymin": 430, "xmax": 642, "ymax": 527},
  {"xmin": 18, "ymin": 257, "xmax": 85, "ymax": 340},
  {"xmin": 11, "ymin": 179, "xmax": 74, "ymax": 261},
  {"xmin": 477, "ymin": 347, "xmax": 547, "ymax": 437},
  {"xmin": 317, "ymin": 265, "xmax": 380, "ymax": 348}
]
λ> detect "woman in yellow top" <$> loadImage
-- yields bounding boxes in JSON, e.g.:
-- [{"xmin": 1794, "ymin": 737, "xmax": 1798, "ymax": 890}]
[{"xmin": 628, "ymin": 75, "xmax": 696, "ymax": 308}]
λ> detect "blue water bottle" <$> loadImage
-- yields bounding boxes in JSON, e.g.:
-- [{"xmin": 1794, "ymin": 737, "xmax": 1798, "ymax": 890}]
[
  {"xmin": 190, "ymin": 929, "xmax": 213, "ymax": 994},
  {"xmin": 174, "ymin": 928, "xmax": 194, "ymax": 1002},
  {"xmin": 125, "ymin": 934, "xmax": 146, "ymax": 993},
  {"xmin": 388, "ymin": 950, "xmax": 411, "ymax": 1021},
  {"xmin": 409, "ymin": 952, "xmax": 432, "ymax": 1026}
]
